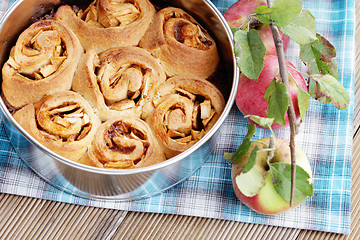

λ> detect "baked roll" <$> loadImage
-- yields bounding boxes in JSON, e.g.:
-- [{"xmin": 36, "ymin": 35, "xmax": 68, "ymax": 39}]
[
  {"xmin": 72, "ymin": 46, "xmax": 166, "ymax": 121},
  {"xmin": 54, "ymin": 0, "xmax": 155, "ymax": 53},
  {"xmin": 13, "ymin": 91, "xmax": 101, "ymax": 162},
  {"xmin": 144, "ymin": 75, "xmax": 225, "ymax": 158},
  {"xmin": 139, "ymin": 7, "xmax": 220, "ymax": 78},
  {"xmin": 78, "ymin": 116, "xmax": 166, "ymax": 169},
  {"xmin": 2, "ymin": 20, "xmax": 82, "ymax": 109}
]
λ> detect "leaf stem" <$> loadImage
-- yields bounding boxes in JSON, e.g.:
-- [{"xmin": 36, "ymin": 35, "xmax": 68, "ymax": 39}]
[{"xmin": 266, "ymin": 0, "xmax": 298, "ymax": 207}]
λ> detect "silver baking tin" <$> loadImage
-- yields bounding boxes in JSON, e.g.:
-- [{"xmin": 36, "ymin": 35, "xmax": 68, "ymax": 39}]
[{"xmin": 0, "ymin": 0, "xmax": 239, "ymax": 200}]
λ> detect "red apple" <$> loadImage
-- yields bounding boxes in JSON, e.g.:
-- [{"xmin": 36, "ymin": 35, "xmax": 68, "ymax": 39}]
[
  {"xmin": 224, "ymin": 0, "xmax": 290, "ymax": 55},
  {"xmin": 235, "ymin": 55, "xmax": 307, "ymax": 129},
  {"xmin": 231, "ymin": 137, "xmax": 313, "ymax": 215}
]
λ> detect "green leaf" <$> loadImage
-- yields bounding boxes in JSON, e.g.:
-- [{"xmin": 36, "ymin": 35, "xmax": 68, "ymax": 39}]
[
  {"xmin": 223, "ymin": 152, "xmax": 234, "ymax": 162},
  {"xmin": 234, "ymin": 166, "xmax": 265, "ymax": 197},
  {"xmin": 233, "ymin": 29, "xmax": 266, "ymax": 80},
  {"xmin": 254, "ymin": 5, "xmax": 273, "ymax": 24},
  {"xmin": 243, "ymin": 146, "xmax": 260, "ymax": 173},
  {"xmin": 279, "ymin": 10, "xmax": 317, "ymax": 45},
  {"xmin": 297, "ymin": 85, "xmax": 311, "ymax": 122},
  {"xmin": 300, "ymin": 34, "xmax": 339, "ymax": 80},
  {"xmin": 231, "ymin": 27, "xmax": 240, "ymax": 35},
  {"xmin": 224, "ymin": 139, "xmax": 251, "ymax": 163},
  {"xmin": 245, "ymin": 115, "xmax": 275, "ymax": 128},
  {"xmin": 269, "ymin": 162, "xmax": 313, "ymax": 205},
  {"xmin": 308, "ymin": 76, "xmax": 319, "ymax": 97},
  {"xmin": 264, "ymin": 78, "xmax": 289, "ymax": 126},
  {"xmin": 224, "ymin": 123, "xmax": 257, "ymax": 164},
  {"xmin": 308, "ymin": 78, "xmax": 332, "ymax": 104},
  {"xmin": 271, "ymin": 0, "xmax": 303, "ymax": 26},
  {"xmin": 311, "ymin": 74, "xmax": 350, "ymax": 110},
  {"xmin": 234, "ymin": 42, "xmax": 242, "ymax": 58},
  {"xmin": 245, "ymin": 123, "xmax": 257, "ymax": 141},
  {"xmin": 255, "ymin": 0, "xmax": 302, "ymax": 27}
]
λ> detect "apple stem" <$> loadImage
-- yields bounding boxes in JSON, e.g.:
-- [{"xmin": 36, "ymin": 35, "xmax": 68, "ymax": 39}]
[{"xmin": 266, "ymin": 0, "xmax": 298, "ymax": 207}]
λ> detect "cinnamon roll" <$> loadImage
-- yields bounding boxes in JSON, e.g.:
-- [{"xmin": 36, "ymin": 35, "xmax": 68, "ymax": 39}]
[
  {"xmin": 13, "ymin": 91, "xmax": 101, "ymax": 162},
  {"xmin": 72, "ymin": 46, "xmax": 166, "ymax": 121},
  {"xmin": 78, "ymin": 116, "xmax": 166, "ymax": 169},
  {"xmin": 139, "ymin": 7, "xmax": 220, "ymax": 78},
  {"xmin": 144, "ymin": 75, "xmax": 225, "ymax": 158},
  {"xmin": 2, "ymin": 20, "xmax": 82, "ymax": 109},
  {"xmin": 54, "ymin": 0, "xmax": 155, "ymax": 53}
]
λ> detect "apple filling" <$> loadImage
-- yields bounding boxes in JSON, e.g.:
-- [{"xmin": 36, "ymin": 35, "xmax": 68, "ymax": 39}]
[
  {"xmin": 8, "ymin": 27, "xmax": 67, "ymax": 80},
  {"xmin": 163, "ymin": 10, "xmax": 213, "ymax": 50},
  {"xmin": 95, "ymin": 60, "xmax": 151, "ymax": 111},
  {"xmin": 173, "ymin": 21, "xmax": 213, "ymax": 50},
  {"xmin": 36, "ymin": 102, "xmax": 92, "ymax": 142},
  {"xmin": 169, "ymin": 20, "xmax": 213, "ymax": 50},
  {"xmin": 76, "ymin": 0, "xmax": 140, "ymax": 28},
  {"xmin": 157, "ymin": 89, "xmax": 215, "ymax": 143},
  {"xmin": 175, "ymin": 88, "xmax": 215, "ymax": 130},
  {"xmin": 103, "ymin": 120, "xmax": 149, "ymax": 167}
]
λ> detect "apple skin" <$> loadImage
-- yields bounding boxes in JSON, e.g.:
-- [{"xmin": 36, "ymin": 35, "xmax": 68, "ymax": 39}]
[
  {"xmin": 231, "ymin": 137, "xmax": 313, "ymax": 215},
  {"xmin": 235, "ymin": 55, "xmax": 307, "ymax": 129},
  {"xmin": 224, "ymin": 0, "xmax": 290, "ymax": 55}
]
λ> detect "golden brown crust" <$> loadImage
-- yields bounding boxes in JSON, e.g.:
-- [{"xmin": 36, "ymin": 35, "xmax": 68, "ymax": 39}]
[
  {"xmin": 2, "ymin": 20, "xmax": 83, "ymax": 109},
  {"xmin": 72, "ymin": 46, "xmax": 166, "ymax": 121},
  {"xmin": 145, "ymin": 75, "xmax": 225, "ymax": 158},
  {"xmin": 139, "ymin": 7, "xmax": 220, "ymax": 78},
  {"xmin": 13, "ymin": 91, "xmax": 101, "ymax": 161},
  {"xmin": 78, "ymin": 116, "xmax": 166, "ymax": 169},
  {"xmin": 54, "ymin": 0, "xmax": 155, "ymax": 53}
]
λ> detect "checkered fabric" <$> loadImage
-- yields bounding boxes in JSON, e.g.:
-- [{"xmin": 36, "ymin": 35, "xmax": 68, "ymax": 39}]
[{"xmin": 0, "ymin": 0, "xmax": 354, "ymax": 234}]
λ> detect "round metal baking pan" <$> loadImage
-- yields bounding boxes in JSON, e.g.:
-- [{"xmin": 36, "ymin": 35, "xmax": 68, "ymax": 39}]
[{"xmin": 0, "ymin": 0, "xmax": 239, "ymax": 200}]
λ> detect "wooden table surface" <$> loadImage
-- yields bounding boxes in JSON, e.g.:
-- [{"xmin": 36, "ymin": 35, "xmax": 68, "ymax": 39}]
[{"xmin": 0, "ymin": 3, "xmax": 359, "ymax": 240}]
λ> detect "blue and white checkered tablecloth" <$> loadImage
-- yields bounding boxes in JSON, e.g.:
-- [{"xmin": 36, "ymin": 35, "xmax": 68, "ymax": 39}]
[{"xmin": 0, "ymin": 0, "xmax": 354, "ymax": 234}]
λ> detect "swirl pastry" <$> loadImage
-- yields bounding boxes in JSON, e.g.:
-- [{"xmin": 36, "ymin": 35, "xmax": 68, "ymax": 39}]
[
  {"xmin": 72, "ymin": 46, "xmax": 166, "ymax": 121},
  {"xmin": 13, "ymin": 91, "xmax": 101, "ymax": 161},
  {"xmin": 139, "ymin": 7, "xmax": 220, "ymax": 78},
  {"xmin": 78, "ymin": 116, "xmax": 166, "ymax": 169},
  {"xmin": 144, "ymin": 75, "xmax": 225, "ymax": 158},
  {"xmin": 54, "ymin": 0, "xmax": 155, "ymax": 53},
  {"xmin": 2, "ymin": 20, "xmax": 82, "ymax": 109}
]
